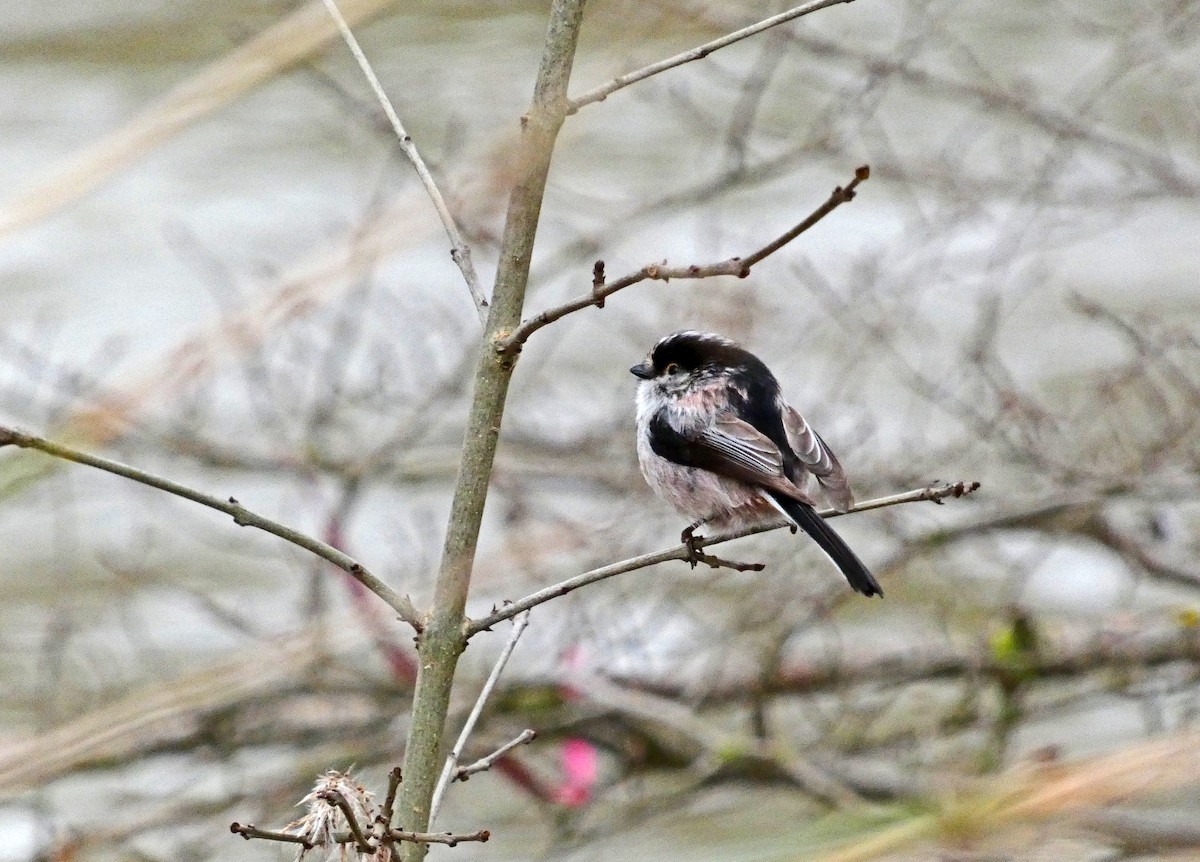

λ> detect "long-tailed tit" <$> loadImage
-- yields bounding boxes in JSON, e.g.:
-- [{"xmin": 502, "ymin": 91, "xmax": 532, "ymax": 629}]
[{"xmin": 631, "ymin": 330, "xmax": 881, "ymax": 597}]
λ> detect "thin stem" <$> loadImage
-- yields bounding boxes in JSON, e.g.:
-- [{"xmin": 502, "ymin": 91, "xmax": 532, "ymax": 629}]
[
  {"xmin": 498, "ymin": 166, "xmax": 869, "ymax": 352},
  {"xmin": 430, "ymin": 611, "xmax": 531, "ymax": 825},
  {"xmin": 466, "ymin": 481, "xmax": 980, "ymax": 635},
  {"xmin": 0, "ymin": 425, "xmax": 423, "ymax": 630},
  {"xmin": 230, "ymin": 822, "xmax": 313, "ymax": 847},
  {"xmin": 568, "ymin": 0, "xmax": 857, "ymax": 113},
  {"xmin": 388, "ymin": 828, "xmax": 490, "ymax": 846},
  {"xmin": 455, "ymin": 729, "xmax": 537, "ymax": 781},
  {"xmin": 371, "ymin": 766, "xmax": 403, "ymax": 846},
  {"xmin": 320, "ymin": 0, "xmax": 488, "ymax": 320}
]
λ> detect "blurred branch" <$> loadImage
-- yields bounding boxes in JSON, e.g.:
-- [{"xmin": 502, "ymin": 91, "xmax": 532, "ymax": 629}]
[
  {"xmin": 812, "ymin": 730, "xmax": 1200, "ymax": 862},
  {"xmin": 498, "ymin": 165, "xmax": 870, "ymax": 352},
  {"xmin": 568, "ymin": 669, "xmax": 861, "ymax": 807},
  {"xmin": 567, "ymin": 0, "xmax": 857, "ymax": 113},
  {"xmin": 429, "ymin": 611, "xmax": 531, "ymax": 826},
  {"xmin": 609, "ymin": 618, "xmax": 1200, "ymax": 701},
  {"xmin": 0, "ymin": 631, "xmax": 325, "ymax": 794},
  {"xmin": 320, "ymin": 0, "xmax": 488, "ymax": 320},
  {"xmin": 466, "ymin": 480, "xmax": 979, "ymax": 635},
  {"xmin": 0, "ymin": 0, "xmax": 394, "ymax": 240},
  {"xmin": 1078, "ymin": 807, "xmax": 1200, "ymax": 852},
  {"xmin": 0, "ymin": 425, "xmax": 423, "ymax": 630}
]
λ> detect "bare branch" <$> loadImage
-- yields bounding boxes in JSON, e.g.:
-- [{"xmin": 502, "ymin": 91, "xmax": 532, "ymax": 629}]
[
  {"xmin": 609, "ymin": 618, "xmax": 1200, "ymax": 701},
  {"xmin": 388, "ymin": 828, "xmax": 490, "ymax": 846},
  {"xmin": 231, "ymin": 821, "xmax": 489, "ymax": 850},
  {"xmin": 497, "ymin": 166, "xmax": 870, "ymax": 353},
  {"xmin": 0, "ymin": 425, "xmax": 423, "ymax": 631},
  {"xmin": 466, "ymin": 481, "xmax": 980, "ymax": 635},
  {"xmin": 320, "ymin": 0, "xmax": 488, "ymax": 321},
  {"xmin": 567, "ymin": 0, "xmax": 857, "ymax": 113},
  {"xmin": 230, "ymin": 822, "xmax": 312, "ymax": 847},
  {"xmin": 454, "ymin": 729, "xmax": 537, "ymax": 781},
  {"xmin": 371, "ymin": 766, "xmax": 403, "ymax": 847},
  {"xmin": 430, "ymin": 611, "xmax": 531, "ymax": 825}
]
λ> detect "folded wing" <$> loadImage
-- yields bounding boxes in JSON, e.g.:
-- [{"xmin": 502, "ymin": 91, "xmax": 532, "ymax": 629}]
[{"xmin": 782, "ymin": 403, "xmax": 854, "ymax": 512}]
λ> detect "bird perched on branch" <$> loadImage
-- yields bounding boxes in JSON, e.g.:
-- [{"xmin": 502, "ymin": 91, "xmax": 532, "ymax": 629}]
[{"xmin": 631, "ymin": 330, "xmax": 880, "ymax": 597}]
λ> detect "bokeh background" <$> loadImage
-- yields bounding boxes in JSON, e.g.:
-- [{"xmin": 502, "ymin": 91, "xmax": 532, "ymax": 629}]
[{"xmin": 2, "ymin": 1, "xmax": 1199, "ymax": 859}]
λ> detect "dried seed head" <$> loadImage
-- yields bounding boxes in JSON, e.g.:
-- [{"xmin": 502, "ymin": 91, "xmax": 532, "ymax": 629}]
[{"xmin": 285, "ymin": 770, "xmax": 385, "ymax": 861}]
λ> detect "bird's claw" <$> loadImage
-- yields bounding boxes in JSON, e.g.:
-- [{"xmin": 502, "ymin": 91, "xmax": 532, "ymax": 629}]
[{"xmin": 681, "ymin": 526, "xmax": 703, "ymax": 569}]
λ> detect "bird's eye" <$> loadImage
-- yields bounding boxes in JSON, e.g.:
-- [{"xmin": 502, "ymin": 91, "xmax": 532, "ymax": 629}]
[{"xmin": 664, "ymin": 362, "xmax": 680, "ymax": 375}]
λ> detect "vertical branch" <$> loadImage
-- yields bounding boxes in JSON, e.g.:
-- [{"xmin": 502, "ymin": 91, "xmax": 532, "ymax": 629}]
[{"xmin": 394, "ymin": 2, "xmax": 586, "ymax": 859}]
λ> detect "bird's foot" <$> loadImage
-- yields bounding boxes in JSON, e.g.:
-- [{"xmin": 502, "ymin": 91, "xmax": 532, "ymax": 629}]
[
  {"xmin": 681, "ymin": 525, "xmax": 704, "ymax": 569},
  {"xmin": 680, "ymin": 526, "xmax": 765, "ymax": 573}
]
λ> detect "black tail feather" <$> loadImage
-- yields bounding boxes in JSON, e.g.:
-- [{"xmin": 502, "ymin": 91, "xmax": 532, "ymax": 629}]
[{"xmin": 770, "ymin": 493, "xmax": 882, "ymax": 597}]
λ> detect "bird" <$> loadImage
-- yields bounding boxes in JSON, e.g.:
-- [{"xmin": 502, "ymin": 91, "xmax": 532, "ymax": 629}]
[{"xmin": 630, "ymin": 330, "xmax": 881, "ymax": 597}]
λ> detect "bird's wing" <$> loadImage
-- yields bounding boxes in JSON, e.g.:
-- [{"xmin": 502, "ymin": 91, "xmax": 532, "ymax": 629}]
[
  {"xmin": 697, "ymin": 413, "xmax": 788, "ymax": 481},
  {"xmin": 647, "ymin": 408, "xmax": 817, "ymax": 504},
  {"xmin": 781, "ymin": 403, "xmax": 854, "ymax": 511}
]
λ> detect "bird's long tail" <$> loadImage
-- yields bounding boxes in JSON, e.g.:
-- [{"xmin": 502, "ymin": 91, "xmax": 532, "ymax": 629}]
[{"xmin": 766, "ymin": 492, "xmax": 882, "ymax": 597}]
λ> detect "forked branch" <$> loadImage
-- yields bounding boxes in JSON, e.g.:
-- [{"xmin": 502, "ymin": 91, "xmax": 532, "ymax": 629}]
[
  {"xmin": 496, "ymin": 165, "xmax": 870, "ymax": 353},
  {"xmin": 567, "ymin": 0, "xmax": 858, "ymax": 113},
  {"xmin": 466, "ymin": 480, "xmax": 980, "ymax": 635}
]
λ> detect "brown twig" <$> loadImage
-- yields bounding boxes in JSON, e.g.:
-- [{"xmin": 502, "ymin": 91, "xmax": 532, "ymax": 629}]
[
  {"xmin": 567, "ymin": 0, "xmax": 857, "ymax": 113},
  {"xmin": 388, "ymin": 828, "xmax": 491, "ymax": 846},
  {"xmin": 0, "ymin": 424, "xmax": 424, "ymax": 631},
  {"xmin": 230, "ymin": 820, "xmax": 489, "ymax": 850},
  {"xmin": 496, "ymin": 166, "xmax": 869, "ymax": 353},
  {"xmin": 230, "ymin": 822, "xmax": 313, "ymax": 848},
  {"xmin": 371, "ymin": 766, "xmax": 404, "ymax": 847},
  {"xmin": 465, "ymin": 480, "xmax": 979, "ymax": 635}
]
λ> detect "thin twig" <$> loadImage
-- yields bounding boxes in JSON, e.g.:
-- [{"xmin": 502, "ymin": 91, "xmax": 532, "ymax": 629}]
[
  {"xmin": 455, "ymin": 729, "xmax": 537, "ymax": 781},
  {"xmin": 430, "ymin": 611, "xmax": 531, "ymax": 825},
  {"xmin": 388, "ymin": 828, "xmax": 491, "ymax": 846},
  {"xmin": 0, "ymin": 425, "xmax": 423, "ymax": 631},
  {"xmin": 466, "ymin": 481, "xmax": 979, "ymax": 635},
  {"xmin": 231, "ymin": 821, "xmax": 489, "ymax": 849},
  {"xmin": 567, "ymin": 0, "xmax": 857, "ymax": 113},
  {"xmin": 320, "ymin": 0, "xmax": 488, "ymax": 320},
  {"xmin": 373, "ymin": 766, "xmax": 402, "ymax": 843},
  {"xmin": 318, "ymin": 790, "xmax": 373, "ymax": 854},
  {"xmin": 496, "ymin": 166, "xmax": 869, "ymax": 353},
  {"xmin": 230, "ymin": 822, "xmax": 313, "ymax": 848}
]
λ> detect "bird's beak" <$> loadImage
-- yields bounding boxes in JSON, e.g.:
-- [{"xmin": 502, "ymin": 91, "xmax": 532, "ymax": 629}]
[{"xmin": 629, "ymin": 361, "xmax": 655, "ymax": 380}]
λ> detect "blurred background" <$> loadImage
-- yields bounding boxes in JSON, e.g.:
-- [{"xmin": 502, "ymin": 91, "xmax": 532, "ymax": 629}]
[{"xmin": 1, "ymin": 0, "xmax": 1199, "ymax": 859}]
